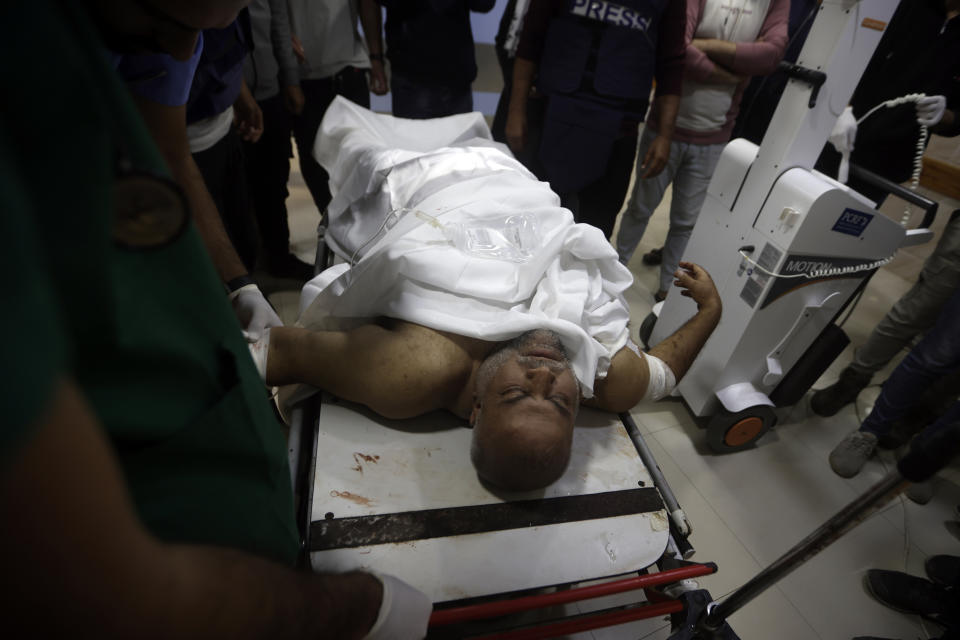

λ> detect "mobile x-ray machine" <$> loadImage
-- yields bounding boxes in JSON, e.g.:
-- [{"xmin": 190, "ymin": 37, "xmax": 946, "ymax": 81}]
[{"xmin": 645, "ymin": 0, "xmax": 939, "ymax": 452}]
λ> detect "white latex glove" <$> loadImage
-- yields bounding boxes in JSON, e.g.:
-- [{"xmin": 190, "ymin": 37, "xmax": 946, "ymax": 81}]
[
  {"xmin": 916, "ymin": 94, "xmax": 947, "ymax": 126},
  {"xmin": 229, "ymin": 284, "xmax": 283, "ymax": 342},
  {"xmin": 363, "ymin": 573, "xmax": 433, "ymax": 640},
  {"xmin": 828, "ymin": 106, "xmax": 857, "ymax": 183}
]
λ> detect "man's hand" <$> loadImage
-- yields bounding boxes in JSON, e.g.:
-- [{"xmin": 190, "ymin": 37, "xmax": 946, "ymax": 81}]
[
  {"xmin": 230, "ymin": 284, "xmax": 283, "ymax": 341},
  {"xmin": 368, "ymin": 60, "xmax": 389, "ymax": 95},
  {"xmin": 674, "ymin": 261, "xmax": 721, "ymax": 314},
  {"xmin": 646, "ymin": 262, "xmax": 722, "ymax": 381},
  {"xmin": 283, "ymin": 84, "xmax": 305, "ymax": 115},
  {"xmin": 692, "ymin": 38, "xmax": 741, "ymax": 70},
  {"xmin": 363, "ymin": 574, "xmax": 432, "ymax": 640},
  {"xmin": 505, "ymin": 107, "xmax": 527, "ymax": 153},
  {"xmin": 691, "ymin": 38, "xmax": 711, "ymax": 54},
  {"xmin": 639, "ymin": 134, "xmax": 670, "ymax": 178},
  {"xmin": 706, "ymin": 64, "xmax": 744, "ymax": 85},
  {"xmin": 291, "ymin": 34, "xmax": 306, "ymax": 64},
  {"xmin": 234, "ymin": 81, "xmax": 264, "ymax": 142}
]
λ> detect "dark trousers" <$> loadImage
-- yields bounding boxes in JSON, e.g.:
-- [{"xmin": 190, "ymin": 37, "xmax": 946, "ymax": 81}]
[
  {"xmin": 491, "ymin": 56, "xmax": 548, "ymax": 181},
  {"xmin": 193, "ymin": 128, "xmax": 258, "ymax": 271},
  {"xmin": 564, "ymin": 133, "xmax": 638, "ymax": 239},
  {"xmin": 491, "ymin": 48, "xmax": 512, "ymax": 143},
  {"xmin": 293, "ymin": 67, "xmax": 370, "ymax": 213},
  {"xmin": 391, "ymin": 72, "xmax": 473, "ymax": 119},
  {"xmin": 861, "ymin": 286, "xmax": 960, "ymax": 441},
  {"xmin": 245, "ymin": 94, "xmax": 293, "ymax": 259}
]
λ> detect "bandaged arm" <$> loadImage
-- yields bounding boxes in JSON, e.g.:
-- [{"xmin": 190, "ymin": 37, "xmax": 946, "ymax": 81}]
[
  {"xmin": 626, "ymin": 341, "xmax": 676, "ymax": 402},
  {"xmin": 587, "ymin": 342, "xmax": 676, "ymax": 412},
  {"xmin": 589, "ymin": 291, "xmax": 721, "ymax": 412}
]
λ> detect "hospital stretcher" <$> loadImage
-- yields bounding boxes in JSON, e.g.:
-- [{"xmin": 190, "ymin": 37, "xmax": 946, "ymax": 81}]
[
  {"xmin": 287, "ymin": 390, "xmax": 714, "ymax": 637},
  {"xmin": 283, "ymin": 221, "xmax": 713, "ymax": 637}
]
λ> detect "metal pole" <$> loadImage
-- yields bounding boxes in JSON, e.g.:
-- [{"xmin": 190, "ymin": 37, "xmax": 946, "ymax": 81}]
[
  {"xmin": 700, "ymin": 470, "xmax": 906, "ymax": 631},
  {"xmin": 621, "ymin": 412, "xmax": 691, "ymax": 537}
]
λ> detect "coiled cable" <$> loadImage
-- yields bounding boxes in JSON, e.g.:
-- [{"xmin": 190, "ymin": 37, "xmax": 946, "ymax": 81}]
[
  {"xmin": 737, "ymin": 249, "xmax": 894, "ymax": 280},
  {"xmin": 856, "ymin": 93, "xmax": 929, "ymax": 226}
]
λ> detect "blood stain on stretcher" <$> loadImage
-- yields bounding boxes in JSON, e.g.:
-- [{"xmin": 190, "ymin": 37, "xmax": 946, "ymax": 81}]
[
  {"xmin": 350, "ymin": 452, "xmax": 381, "ymax": 473},
  {"xmin": 330, "ymin": 490, "xmax": 376, "ymax": 507}
]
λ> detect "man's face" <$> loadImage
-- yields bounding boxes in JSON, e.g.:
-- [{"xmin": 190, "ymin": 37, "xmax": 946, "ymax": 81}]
[
  {"xmin": 89, "ymin": 0, "xmax": 248, "ymax": 60},
  {"xmin": 469, "ymin": 330, "xmax": 580, "ymax": 489},
  {"xmin": 473, "ymin": 330, "xmax": 580, "ymax": 432}
]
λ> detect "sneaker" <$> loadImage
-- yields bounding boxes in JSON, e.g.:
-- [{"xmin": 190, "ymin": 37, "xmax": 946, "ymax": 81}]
[
  {"xmin": 829, "ymin": 430, "xmax": 878, "ymax": 478},
  {"xmin": 642, "ymin": 247, "xmax": 663, "ymax": 265},
  {"xmin": 925, "ymin": 555, "xmax": 960, "ymax": 588},
  {"xmin": 864, "ymin": 569, "xmax": 959, "ymax": 621},
  {"xmin": 262, "ymin": 253, "xmax": 315, "ymax": 281},
  {"xmin": 811, "ymin": 367, "xmax": 873, "ymax": 417}
]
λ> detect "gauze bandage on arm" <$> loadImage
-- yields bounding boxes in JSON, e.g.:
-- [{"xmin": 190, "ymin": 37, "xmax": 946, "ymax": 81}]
[
  {"xmin": 624, "ymin": 340, "xmax": 677, "ymax": 401},
  {"xmin": 642, "ymin": 353, "xmax": 677, "ymax": 401}
]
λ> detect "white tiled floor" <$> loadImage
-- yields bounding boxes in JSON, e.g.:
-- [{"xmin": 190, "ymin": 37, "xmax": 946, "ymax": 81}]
[{"xmin": 267, "ymin": 66, "xmax": 960, "ymax": 639}]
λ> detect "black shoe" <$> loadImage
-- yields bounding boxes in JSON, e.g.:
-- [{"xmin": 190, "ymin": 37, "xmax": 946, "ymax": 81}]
[
  {"xmin": 864, "ymin": 569, "xmax": 959, "ymax": 621},
  {"xmin": 642, "ymin": 247, "xmax": 663, "ymax": 265},
  {"xmin": 811, "ymin": 367, "xmax": 873, "ymax": 417},
  {"xmin": 926, "ymin": 555, "xmax": 960, "ymax": 588},
  {"xmin": 262, "ymin": 253, "xmax": 315, "ymax": 281}
]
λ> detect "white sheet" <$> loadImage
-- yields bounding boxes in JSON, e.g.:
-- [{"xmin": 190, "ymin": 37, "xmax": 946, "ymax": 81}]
[{"xmin": 299, "ymin": 97, "xmax": 633, "ymax": 396}]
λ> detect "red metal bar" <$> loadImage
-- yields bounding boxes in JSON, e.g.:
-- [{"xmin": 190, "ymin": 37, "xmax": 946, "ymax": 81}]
[
  {"xmin": 472, "ymin": 601, "xmax": 684, "ymax": 639},
  {"xmin": 643, "ymin": 586, "xmax": 673, "ymax": 604},
  {"xmin": 429, "ymin": 563, "xmax": 715, "ymax": 626}
]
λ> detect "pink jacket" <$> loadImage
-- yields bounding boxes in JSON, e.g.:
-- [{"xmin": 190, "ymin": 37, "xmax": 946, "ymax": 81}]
[{"xmin": 649, "ymin": 0, "xmax": 789, "ymax": 145}]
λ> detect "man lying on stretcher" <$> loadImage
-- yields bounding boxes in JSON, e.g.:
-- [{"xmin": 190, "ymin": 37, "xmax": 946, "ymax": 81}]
[
  {"xmin": 255, "ymin": 98, "xmax": 722, "ymax": 490},
  {"xmin": 261, "ymin": 264, "xmax": 719, "ymax": 490}
]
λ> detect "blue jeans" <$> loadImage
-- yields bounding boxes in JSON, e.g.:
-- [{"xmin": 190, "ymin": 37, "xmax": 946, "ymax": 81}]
[
  {"xmin": 615, "ymin": 125, "xmax": 725, "ymax": 293},
  {"xmin": 391, "ymin": 73, "xmax": 473, "ymax": 119},
  {"xmin": 861, "ymin": 286, "xmax": 960, "ymax": 438}
]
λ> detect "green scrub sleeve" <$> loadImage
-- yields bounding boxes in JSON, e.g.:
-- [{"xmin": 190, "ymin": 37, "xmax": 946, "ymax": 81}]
[{"xmin": 0, "ymin": 130, "xmax": 68, "ymax": 467}]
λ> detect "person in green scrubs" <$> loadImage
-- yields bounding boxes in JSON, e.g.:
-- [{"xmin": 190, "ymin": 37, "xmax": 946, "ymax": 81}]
[{"xmin": 0, "ymin": 1, "xmax": 429, "ymax": 637}]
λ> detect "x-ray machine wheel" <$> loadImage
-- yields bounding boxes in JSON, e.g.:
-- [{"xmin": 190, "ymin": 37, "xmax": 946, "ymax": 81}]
[{"xmin": 706, "ymin": 405, "xmax": 778, "ymax": 454}]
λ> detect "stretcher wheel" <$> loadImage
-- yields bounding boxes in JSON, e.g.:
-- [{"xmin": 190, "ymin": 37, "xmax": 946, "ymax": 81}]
[{"xmin": 705, "ymin": 405, "xmax": 777, "ymax": 453}]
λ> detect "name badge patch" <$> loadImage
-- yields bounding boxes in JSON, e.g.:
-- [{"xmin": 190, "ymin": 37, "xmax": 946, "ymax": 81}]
[
  {"xmin": 832, "ymin": 208, "xmax": 874, "ymax": 237},
  {"xmin": 571, "ymin": 0, "xmax": 652, "ymax": 31}
]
